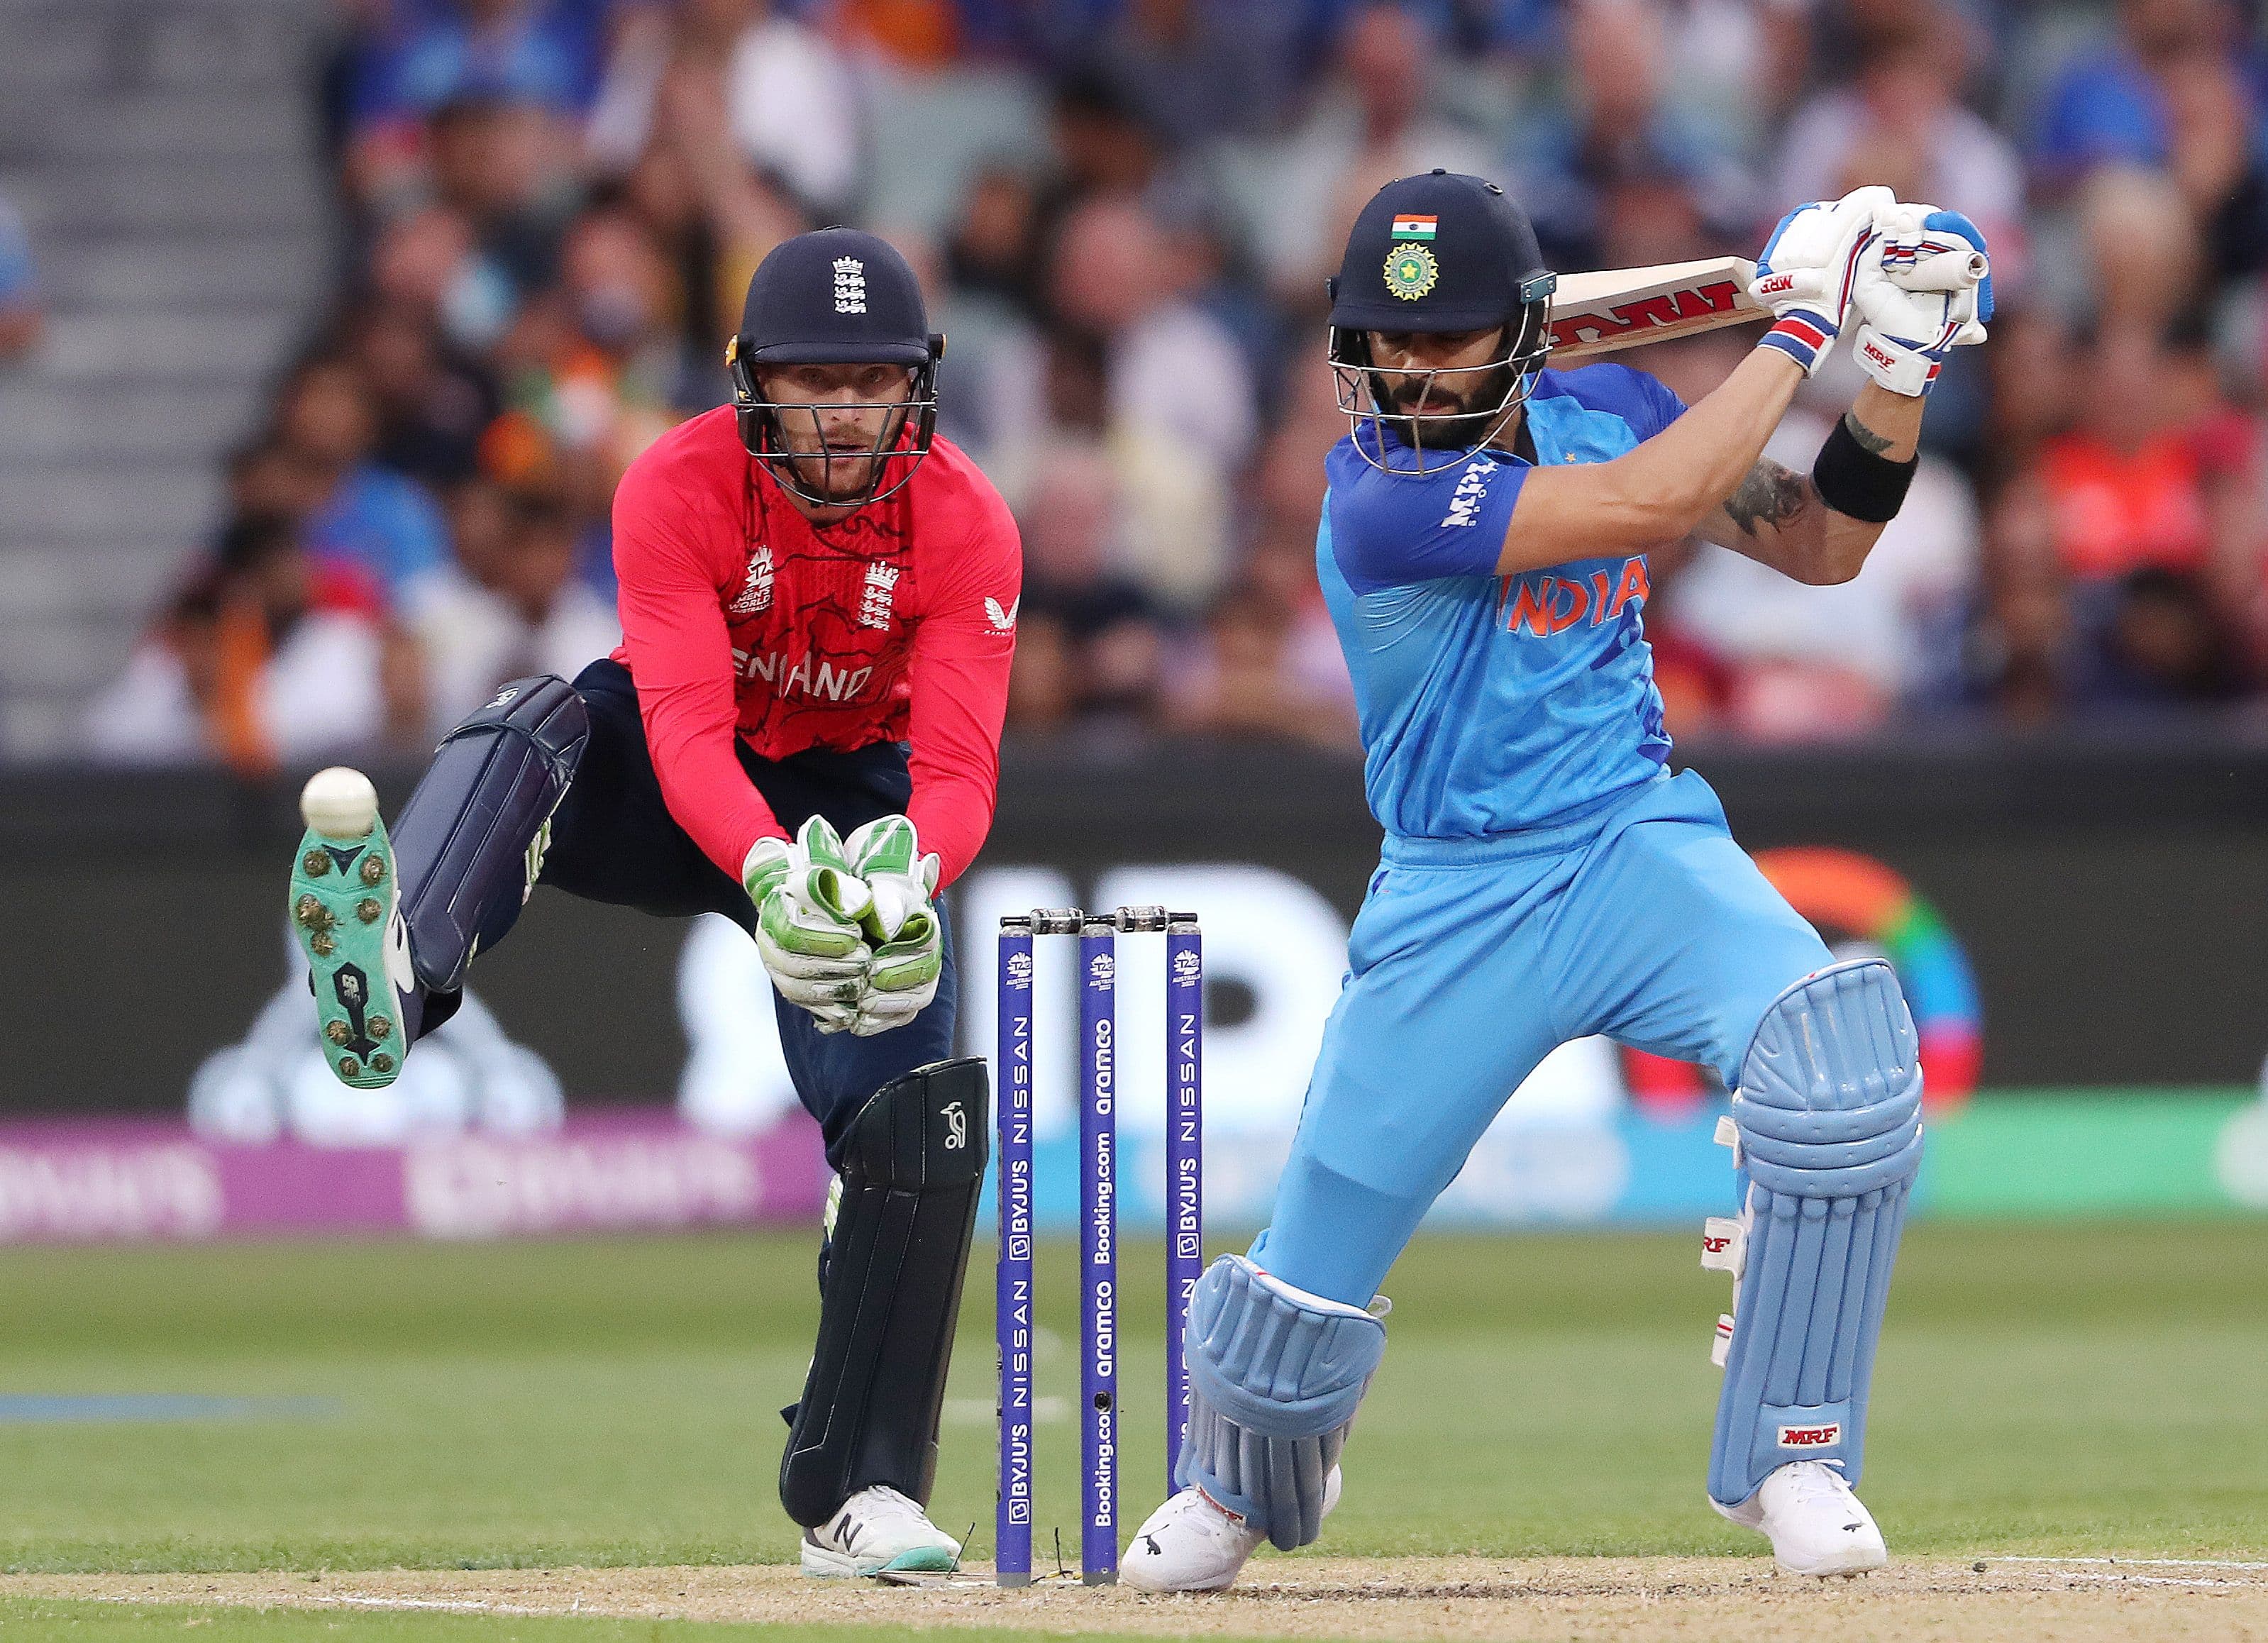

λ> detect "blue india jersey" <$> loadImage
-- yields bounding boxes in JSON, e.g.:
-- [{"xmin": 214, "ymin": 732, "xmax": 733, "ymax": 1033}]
[{"xmin": 1317, "ymin": 363, "xmax": 1686, "ymax": 839}]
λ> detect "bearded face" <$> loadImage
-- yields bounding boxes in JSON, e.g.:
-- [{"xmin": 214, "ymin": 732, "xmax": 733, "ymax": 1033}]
[
  {"xmin": 753, "ymin": 362, "xmax": 919, "ymax": 508},
  {"xmin": 1329, "ymin": 306, "xmax": 1552, "ymax": 476},
  {"xmin": 1368, "ymin": 339, "xmax": 1522, "ymax": 451}
]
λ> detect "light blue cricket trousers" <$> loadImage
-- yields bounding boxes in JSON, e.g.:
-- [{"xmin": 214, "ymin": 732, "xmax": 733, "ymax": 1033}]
[{"xmin": 1251, "ymin": 768, "xmax": 1832, "ymax": 1306}]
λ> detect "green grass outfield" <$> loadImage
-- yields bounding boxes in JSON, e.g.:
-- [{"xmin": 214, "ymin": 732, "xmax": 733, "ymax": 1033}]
[{"xmin": 0, "ymin": 1222, "xmax": 2259, "ymax": 1636}]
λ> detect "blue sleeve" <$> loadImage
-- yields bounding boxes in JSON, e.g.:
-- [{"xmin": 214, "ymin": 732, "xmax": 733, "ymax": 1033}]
[
  {"xmin": 1535, "ymin": 363, "xmax": 1683, "ymax": 441},
  {"xmin": 1325, "ymin": 449, "xmax": 1527, "ymax": 596},
  {"xmin": 1618, "ymin": 367, "xmax": 1685, "ymax": 441}
]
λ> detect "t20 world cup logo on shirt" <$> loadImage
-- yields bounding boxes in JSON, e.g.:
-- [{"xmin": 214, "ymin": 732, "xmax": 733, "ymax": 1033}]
[{"xmin": 729, "ymin": 546, "xmax": 774, "ymax": 617}]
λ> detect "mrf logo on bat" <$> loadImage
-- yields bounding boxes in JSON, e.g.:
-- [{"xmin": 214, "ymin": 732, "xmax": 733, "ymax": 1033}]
[{"xmin": 1548, "ymin": 277, "xmax": 1746, "ymax": 352}]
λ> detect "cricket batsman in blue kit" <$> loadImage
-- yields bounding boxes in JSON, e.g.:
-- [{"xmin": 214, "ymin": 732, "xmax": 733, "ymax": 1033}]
[{"xmin": 1123, "ymin": 173, "xmax": 1991, "ymax": 1590}]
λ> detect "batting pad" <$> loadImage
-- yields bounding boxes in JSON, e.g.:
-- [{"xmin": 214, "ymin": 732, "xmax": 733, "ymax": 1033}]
[
  {"xmin": 1179, "ymin": 1255, "xmax": 1385, "ymax": 1551},
  {"xmin": 1710, "ymin": 959, "xmax": 1923, "ymax": 1508}
]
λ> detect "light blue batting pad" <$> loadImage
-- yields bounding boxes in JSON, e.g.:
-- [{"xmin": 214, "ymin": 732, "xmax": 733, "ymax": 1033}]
[
  {"xmin": 1178, "ymin": 1254, "xmax": 1386, "ymax": 1550},
  {"xmin": 1710, "ymin": 959, "xmax": 1923, "ymax": 1508}
]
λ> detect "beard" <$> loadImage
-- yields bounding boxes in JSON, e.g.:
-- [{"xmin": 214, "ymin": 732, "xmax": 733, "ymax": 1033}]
[
  {"xmin": 765, "ymin": 405, "xmax": 912, "ymax": 503},
  {"xmin": 779, "ymin": 447, "xmax": 885, "ymax": 500},
  {"xmin": 1376, "ymin": 360, "xmax": 1520, "ymax": 450}
]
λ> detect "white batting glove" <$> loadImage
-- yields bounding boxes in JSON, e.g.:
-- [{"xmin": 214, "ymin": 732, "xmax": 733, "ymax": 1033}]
[
  {"xmin": 743, "ymin": 817, "xmax": 875, "ymax": 1034},
  {"xmin": 1749, "ymin": 184, "xmax": 1896, "ymax": 376},
  {"xmin": 1848, "ymin": 204, "xmax": 1992, "ymax": 397}
]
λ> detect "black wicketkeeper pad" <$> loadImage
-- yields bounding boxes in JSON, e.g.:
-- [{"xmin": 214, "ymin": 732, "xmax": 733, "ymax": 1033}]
[{"xmin": 778, "ymin": 1057, "xmax": 990, "ymax": 1526}]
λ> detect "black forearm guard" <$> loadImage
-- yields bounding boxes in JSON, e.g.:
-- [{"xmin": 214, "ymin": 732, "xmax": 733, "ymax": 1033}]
[{"xmin": 1811, "ymin": 414, "xmax": 1917, "ymax": 524}]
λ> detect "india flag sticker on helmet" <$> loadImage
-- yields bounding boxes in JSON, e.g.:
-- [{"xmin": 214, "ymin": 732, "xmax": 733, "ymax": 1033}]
[{"xmin": 1390, "ymin": 214, "xmax": 1439, "ymax": 240}]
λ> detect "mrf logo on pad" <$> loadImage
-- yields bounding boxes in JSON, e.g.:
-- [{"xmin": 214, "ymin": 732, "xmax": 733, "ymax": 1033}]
[{"xmin": 1778, "ymin": 1422, "xmax": 1842, "ymax": 1449}]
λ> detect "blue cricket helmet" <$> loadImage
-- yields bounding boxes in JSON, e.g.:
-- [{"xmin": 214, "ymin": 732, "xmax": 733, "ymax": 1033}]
[
  {"xmin": 726, "ymin": 227, "xmax": 945, "ymax": 507},
  {"xmin": 1327, "ymin": 171, "xmax": 1559, "ymax": 475}
]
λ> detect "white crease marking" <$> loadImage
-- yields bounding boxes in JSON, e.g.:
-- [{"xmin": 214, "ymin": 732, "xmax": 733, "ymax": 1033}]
[
  {"xmin": 324, "ymin": 1593, "xmax": 548, "ymax": 1615},
  {"xmin": 2057, "ymin": 1573, "xmax": 2257, "ymax": 1589},
  {"xmin": 1988, "ymin": 1558, "xmax": 2268, "ymax": 1571}
]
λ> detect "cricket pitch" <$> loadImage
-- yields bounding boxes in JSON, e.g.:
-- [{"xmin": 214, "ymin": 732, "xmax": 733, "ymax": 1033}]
[{"xmin": 8, "ymin": 1556, "xmax": 2266, "ymax": 1641}]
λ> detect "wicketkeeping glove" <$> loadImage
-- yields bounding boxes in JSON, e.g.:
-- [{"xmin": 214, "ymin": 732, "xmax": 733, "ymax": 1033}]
[
  {"xmin": 841, "ymin": 814, "xmax": 944, "ymax": 1038},
  {"xmin": 1848, "ymin": 203, "xmax": 1991, "ymax": 397},
  {"xmin": 743, "ymin": 816, "xmax": 874, "ymax": 1035},
  {"xmin": 1749, "ymin": 184, "xmax": 1895, "ymax": 376}
]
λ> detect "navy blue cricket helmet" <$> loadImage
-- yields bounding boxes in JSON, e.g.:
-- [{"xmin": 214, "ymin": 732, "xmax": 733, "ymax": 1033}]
[
  {"xmin": 1327, "ymin": 170, "xmax": 1558, "ymax": 474},
  {"xmin": 725, "ymin": 227, "xmax": 946, "ymax": 507}
]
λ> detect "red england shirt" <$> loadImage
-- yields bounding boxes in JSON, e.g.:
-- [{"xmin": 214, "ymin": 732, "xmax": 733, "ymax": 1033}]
[{"xmin": 609, "ymin": 407, "xmax": 1021, "ymax": 887}]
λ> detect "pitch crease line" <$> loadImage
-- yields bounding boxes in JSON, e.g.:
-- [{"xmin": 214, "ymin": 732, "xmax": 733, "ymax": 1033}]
[
  {"xmin": 2056, "ymin": 1573, "xmax": 2263, "ymax": 1589},
  {"xmin": 1986, "ymin": 1557, "xmax": 2268, "ymax": 1570}
]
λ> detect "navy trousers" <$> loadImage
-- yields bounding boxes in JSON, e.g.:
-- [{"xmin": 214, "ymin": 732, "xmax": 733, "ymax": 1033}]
[{"xmin": 467, "ymin": 658, "xmax": 958, "ymax": 1168}]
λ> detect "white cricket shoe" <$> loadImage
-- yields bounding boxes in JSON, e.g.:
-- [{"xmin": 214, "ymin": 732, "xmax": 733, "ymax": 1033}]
[
  {"xmin": 799, "ymin": 1485, "xmax": 962, "ymax": 1578},
  {"xmin": 1121, "ymin": 1467, "xmax": 1342, "ymax": 1593},
  {"xmin": 1714, "ymin": 1460, "xmax": 1888, "ymax": 1576}
]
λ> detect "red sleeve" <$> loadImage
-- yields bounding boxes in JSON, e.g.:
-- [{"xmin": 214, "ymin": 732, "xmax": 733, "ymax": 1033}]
[
  {"xmin": 612, "ymin": 463, "xmax": 785, "ymax": 882},
  {"xmin": 906, "ymin": 478, "xmax": 1022, "ymax": 888}
]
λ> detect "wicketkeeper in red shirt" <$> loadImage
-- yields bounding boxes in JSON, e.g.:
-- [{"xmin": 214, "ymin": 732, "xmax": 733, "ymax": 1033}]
[{"xmin": 284, "ymin": 228, "xmax": 1020, "ymax": 1576}]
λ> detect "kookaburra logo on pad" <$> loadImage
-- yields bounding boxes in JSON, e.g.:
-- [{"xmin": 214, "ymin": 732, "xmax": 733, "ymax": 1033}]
[{"xmin": 832, "ymin": 257, "xmax": 867, "ymax": 314}]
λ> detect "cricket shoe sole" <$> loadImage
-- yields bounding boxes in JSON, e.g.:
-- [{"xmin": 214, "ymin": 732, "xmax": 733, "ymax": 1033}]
[{"xmin": 288, "ymin": 767, "xmax": 411, "ymax": 1090}]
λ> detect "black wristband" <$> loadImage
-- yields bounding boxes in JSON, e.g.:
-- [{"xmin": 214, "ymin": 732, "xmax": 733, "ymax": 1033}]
[{"xmin": 1811, "ymin": 414, "xmax": 1916, "ymax": 524}]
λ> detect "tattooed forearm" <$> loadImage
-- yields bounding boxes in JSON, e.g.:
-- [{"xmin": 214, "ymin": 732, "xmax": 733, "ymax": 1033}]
[
  {"xmin": 1720, "ymin": 458, "xmax": 1814, "ymax": 539},
  {"xmin": 1842, "ymin": 410, "xmax": 1894, "ymax": 455}
]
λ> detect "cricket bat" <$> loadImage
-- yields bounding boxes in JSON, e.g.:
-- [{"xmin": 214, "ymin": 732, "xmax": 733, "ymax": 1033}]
[
  {"xmin": 1547, "ymin": 245, "xmax": 1991, "ymax": 362},
  {"xmin": 1547, "ymin": 257, "xmax": 1762, "ymax": 361}
]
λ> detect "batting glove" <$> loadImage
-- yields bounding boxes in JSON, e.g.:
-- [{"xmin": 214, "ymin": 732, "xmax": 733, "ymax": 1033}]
[
  {"xmin": 744, "ymin": 816, "xmax": 874, "ymax": 1034},
  {"xmin": 1749, "ymin": 184, "xmax": 1895, "ymax": 376},
  {"xmin": 1848, "ymin": 204, "xmax": 1992, "ymax": 397}
]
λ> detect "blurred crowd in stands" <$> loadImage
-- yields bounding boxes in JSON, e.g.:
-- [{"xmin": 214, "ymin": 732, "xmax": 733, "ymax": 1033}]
[{"xmin": 57, "ymin": 0, "xmax": 2268, "ymax": 763}]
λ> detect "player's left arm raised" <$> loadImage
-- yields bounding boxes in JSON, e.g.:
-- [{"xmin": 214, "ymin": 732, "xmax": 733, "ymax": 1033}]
[{"xmin": 1696, "ymin": 207, "xmax": 1991, "ymax": 585}]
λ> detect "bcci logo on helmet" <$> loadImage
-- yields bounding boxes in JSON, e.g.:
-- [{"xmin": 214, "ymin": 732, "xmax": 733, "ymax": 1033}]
[
  {"xmin": 1088, "ymin": 953, "xmax": 1115, "ymax": 985},
  {"xmin": 1383, "ymin": 243, "xmax": 1439, "ymax": 301}
]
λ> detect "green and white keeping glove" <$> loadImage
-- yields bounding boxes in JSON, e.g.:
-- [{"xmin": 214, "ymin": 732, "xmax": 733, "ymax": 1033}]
[
  {"xmin": 841, "ymin": 814, "xmax": 944, "ymax": 1038},
  {"xmin": 743, "ymin": 816, "xmax": 875, "ymax": 1035}
]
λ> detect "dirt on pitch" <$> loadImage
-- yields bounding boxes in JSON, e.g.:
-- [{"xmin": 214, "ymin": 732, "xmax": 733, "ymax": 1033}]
[{"xmin": 6, "ymin": 1556, "xmax": 2267, "ymax": 1640}]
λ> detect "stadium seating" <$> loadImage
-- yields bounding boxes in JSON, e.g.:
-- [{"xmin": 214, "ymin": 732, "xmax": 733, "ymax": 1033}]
[{"xmin": 0, "ymin": 0, "xmax": 329, "ymax": 755}]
